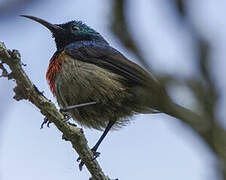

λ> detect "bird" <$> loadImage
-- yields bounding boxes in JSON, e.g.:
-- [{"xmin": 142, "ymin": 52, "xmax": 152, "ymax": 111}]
[{"xmin": 21, "ymin": 15, "xmax": 199, "ymax": 168}]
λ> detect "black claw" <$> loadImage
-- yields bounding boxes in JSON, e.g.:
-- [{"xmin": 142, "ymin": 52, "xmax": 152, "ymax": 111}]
[
  {"xmin": 64, "ymin": 114, "xmax": 71, "ymax": 121},
  {"xmin": 91, "ymin": 151, "xmax": 100, "ymax": 161},
  {"xmin": 77, "ymin": 148, "xmax": 101, "ymax": 171},
  {"xmin": 79, "ymin": 161, "xmax": 84, "ymax": 171},
  {"xmin": 40, "ymin": 117, "xmax": 51, "ymax": 129},
  {"xmin": 62, "ymin": 134, "xmax": 69, "ymax": 141},
  {"xmin": 76, "ymin": 156, "xmax": 81, "ymax": 162},
  {"xmin": 68, "ymin": 121, "xmax": 77, "ymax": 127},
  {"xmin": 47, "ymin": 121, "xmax": 51, "ymax": 127},
  {"xmin": 33, "ymin": 85, "xmax": 44, "ymax": 96},
  {"xmin": 77, "ymin": 160, "xmax": 86, "ymax": 171}
]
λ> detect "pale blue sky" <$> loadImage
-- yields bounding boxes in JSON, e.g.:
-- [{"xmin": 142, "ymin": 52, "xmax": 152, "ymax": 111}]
[{"xmin": 0, "ymin": 1, "xmax": 225, "ymax": 180}]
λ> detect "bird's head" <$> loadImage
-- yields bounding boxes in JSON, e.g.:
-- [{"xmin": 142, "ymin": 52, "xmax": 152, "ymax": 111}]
[{"xmin": 21, "ymin": 15, "xmax": 107, "ymax": 51}]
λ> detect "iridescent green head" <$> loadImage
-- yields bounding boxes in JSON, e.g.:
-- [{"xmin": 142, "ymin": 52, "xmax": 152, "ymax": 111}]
[
  {"xmin": 58, "ymin": 20, "xmax": 99, "ymax": 36},
  {"xmin": 21, "ymin": 15, "xmax": 106, "ymax": 50}
]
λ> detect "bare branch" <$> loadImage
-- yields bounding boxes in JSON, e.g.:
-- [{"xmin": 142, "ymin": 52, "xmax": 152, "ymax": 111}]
[{"xmin": 0, "ymin": 41, "xmax": 110, "ymax": 180}]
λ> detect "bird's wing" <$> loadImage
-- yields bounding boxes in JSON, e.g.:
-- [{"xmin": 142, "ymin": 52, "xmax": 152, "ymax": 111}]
[{"xmin": 64, "ymin": 41, "xmax": 158, "ymax": 86}]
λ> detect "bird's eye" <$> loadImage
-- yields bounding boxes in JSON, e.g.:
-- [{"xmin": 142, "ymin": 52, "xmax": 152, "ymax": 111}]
[{"xmin": 72, "ymin": 25, "xmax": 80, "ymax": 31}]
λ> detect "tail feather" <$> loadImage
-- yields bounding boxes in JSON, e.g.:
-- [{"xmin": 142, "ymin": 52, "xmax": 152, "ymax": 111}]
[{"xmin": 160, "ymin": 98, "xmax": 211, "ymax": 138}]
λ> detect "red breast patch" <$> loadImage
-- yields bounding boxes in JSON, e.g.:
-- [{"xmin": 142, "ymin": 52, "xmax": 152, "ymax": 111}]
[{"xmin": 46, "ymin": 51, "xmax": 66, "ymax": 95}]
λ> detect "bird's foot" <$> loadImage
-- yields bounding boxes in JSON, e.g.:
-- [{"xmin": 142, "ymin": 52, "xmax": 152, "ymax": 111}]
[
  {"xmin": 62, "ymin": 113, "xmax": 77, "ymax": 127},
  {"xmin": 90, "ymin": 148, "xmax": 101, "ymax": 161},
  {"xmin": 77, "ymin": 148, "xmax": 101, "ymax": 171},
  {"xmin": 41, "ymin": 114, "xmax": 70, "ymax": 129},
  {"xmin": 40, "ymin": 117, "xmax": 51, "ymax": 129},
  {"xmin": 59, "ymin": 108, "xmax": 71, "ymax": 120},
  {"xmin": 63, "ymin": 114, "xmax": 71, "ymax": 121}
]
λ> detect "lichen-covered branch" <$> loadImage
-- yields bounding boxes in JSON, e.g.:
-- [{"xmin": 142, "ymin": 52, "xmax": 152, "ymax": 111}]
[{"xmin": 0, "ymin": 41, "xmax": 110, "ymax": 180}]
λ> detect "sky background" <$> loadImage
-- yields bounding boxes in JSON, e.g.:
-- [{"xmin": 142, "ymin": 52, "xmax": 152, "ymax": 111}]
[{"xmin": 0, "ymin": 0, "xmax": 226, "ymax": 180}]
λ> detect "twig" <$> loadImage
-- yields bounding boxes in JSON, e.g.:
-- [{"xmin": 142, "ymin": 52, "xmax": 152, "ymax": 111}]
[{"xmin": 111, "ymin": 0, "xmax": 152, "ymax": 71}]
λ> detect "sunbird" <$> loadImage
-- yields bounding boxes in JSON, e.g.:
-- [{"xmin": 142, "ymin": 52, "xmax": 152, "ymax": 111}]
[{"xmin": 22, "ymin": 15, "xmax": 195, "ymax": 169}]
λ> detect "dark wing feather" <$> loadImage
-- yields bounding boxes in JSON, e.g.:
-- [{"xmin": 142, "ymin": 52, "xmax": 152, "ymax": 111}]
[{"xmin": 65, "ymin": 41, "xmax": 158, "ymax": 85}]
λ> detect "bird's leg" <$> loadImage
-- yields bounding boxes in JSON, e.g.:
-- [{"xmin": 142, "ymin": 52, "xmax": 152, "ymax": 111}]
[
  {"xmin": 91, "ymin": 120, "xmax": 115, "ymax": 154},
  {"xmin": 60, "ymin": 101, "xmax": 97, "ymax": 112},
  {"xmin": 78, "ymin": 120, "xmax": 115, "ymax": 170}
]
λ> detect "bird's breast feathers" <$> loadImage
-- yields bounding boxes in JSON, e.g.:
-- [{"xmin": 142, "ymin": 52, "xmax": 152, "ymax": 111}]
[{"xmin": 46, "ymin": 50, "xmax": 68, "ymax": 95}]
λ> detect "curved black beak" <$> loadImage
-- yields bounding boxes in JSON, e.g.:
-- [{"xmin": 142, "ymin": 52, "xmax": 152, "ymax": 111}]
[{"xmin": 20, "ymin": 15, "xmax": 64, "ymax": 34}]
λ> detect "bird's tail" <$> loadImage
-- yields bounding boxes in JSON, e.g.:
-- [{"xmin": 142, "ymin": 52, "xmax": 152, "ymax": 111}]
[{"xmin": 158, "ymin": 97, "xmax": 210, "ymax": 134}]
